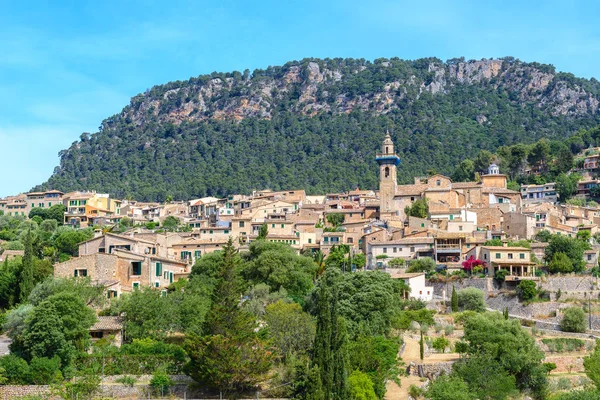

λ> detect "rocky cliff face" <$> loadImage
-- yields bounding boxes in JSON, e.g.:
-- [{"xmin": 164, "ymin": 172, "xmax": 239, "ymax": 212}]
[{"xmin": 115, "ymin": 57, "xmax": 599, "ymax": 129}]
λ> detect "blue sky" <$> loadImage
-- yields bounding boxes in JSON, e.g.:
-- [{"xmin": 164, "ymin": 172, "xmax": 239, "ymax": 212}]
[{"xmin": 0, "ymin": 0, "xmax": 599, "ymax": 197}]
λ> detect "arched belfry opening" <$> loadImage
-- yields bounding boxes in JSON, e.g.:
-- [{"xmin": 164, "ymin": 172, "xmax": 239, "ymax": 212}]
[{"xmin": 384, "ymin": 167, "xmax": 390, "ymax": 177}]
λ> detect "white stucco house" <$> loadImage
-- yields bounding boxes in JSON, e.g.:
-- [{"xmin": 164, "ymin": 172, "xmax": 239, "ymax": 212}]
[{"xmin": 387, "ymin": 270, "xmax": 434, "ymax": 301}]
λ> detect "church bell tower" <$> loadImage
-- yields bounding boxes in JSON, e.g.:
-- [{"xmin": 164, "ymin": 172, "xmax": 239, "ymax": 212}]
[{"xmin": 376, "ymin": 132, "xmax": 400, "ymax": 219}]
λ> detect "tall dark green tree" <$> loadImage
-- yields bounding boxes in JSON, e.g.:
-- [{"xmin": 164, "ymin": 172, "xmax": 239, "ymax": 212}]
[
  {"xmin": 312, "ymin": 283, "xmax": 333, "ymax": 397},
  {"xmin": 311, "ymin": 271, "xmax": 349, "ymax": 399},
  {"xmin": 451, "ymin": 286, "xmax": 458, "ymax": 313},
  {"xmin": 19, "ymin": 229, "xmax": 35, "ymax": 302},
  {"xmin": 184, "ymin": 238, "xmax": 271, "ymax": 396}
]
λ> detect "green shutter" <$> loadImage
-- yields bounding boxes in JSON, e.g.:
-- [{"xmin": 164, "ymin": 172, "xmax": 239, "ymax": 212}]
[
  {"xmin": 155, "ymin": 262, "xmax": 162, "ymax": 276},
  {"xmin": 169, "ymin": 272, "xmax": 173, "ymax": 283}
]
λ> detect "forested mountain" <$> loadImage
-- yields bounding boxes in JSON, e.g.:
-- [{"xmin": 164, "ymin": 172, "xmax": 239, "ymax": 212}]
[{"xmin": 37, "ymin": 57, "xmax": 600, "ymax": 201}]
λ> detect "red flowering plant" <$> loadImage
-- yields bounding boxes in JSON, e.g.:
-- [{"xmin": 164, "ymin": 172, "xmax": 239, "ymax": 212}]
[{"xmin": 462, "ymin": 255, "xmax": 486, "ymax": 275}]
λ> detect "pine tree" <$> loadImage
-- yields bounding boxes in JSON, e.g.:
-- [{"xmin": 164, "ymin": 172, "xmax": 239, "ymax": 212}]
[
  {"xmin": 184, "ymin": 237, "xmax": 271, "ymax": 395},
  {"xmin": 451, "ymin": 286, "xmax": 458, "ymax": 313},
  {"xmin": 19, "ymin": 229, "xmax": 35, "ymax": 303}
]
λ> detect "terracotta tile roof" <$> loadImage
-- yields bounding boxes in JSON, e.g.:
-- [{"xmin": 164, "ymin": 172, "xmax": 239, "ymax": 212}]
[
  {"xmin": 387, "ymin": 271, "xmax": 425, "ymax": 279},
  {"xmin": 395, "ymin": 184, "xmax": 428, "ymax": 196},
  {"xmin": 90, "ymin": 316, "xmax": 123, "ymax": 331}
]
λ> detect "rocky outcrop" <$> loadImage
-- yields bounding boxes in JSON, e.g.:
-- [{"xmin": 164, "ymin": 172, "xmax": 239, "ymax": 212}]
[{"xmin": 118, "ymin": 58, "xmax": 600, "ymax": 129}]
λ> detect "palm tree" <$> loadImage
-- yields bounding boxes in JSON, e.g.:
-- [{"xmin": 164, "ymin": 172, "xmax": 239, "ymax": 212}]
[{"xmin": 313, "ymin": 250, "xmax": 326, "ymax": 277}]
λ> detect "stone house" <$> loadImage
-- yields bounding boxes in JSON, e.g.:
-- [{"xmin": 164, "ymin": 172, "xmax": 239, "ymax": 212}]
[
  {"xmin": 368, "ymin": 237, "xmax": 435, "ymax": 268},
  {"xmin": 78, "ymin": 233, "xmax": 165, "ymax": 258},
  {"xmin": 467, "ymin": 245, "xmax": 537, "ymax": 281},
  {"xmin": 89, "ymin": 316, "xmax": 124, "ymax": 347},
  {"xmin": 54, "ymin": 251, "xmax": 189, "ymax": 296},
  {"xmin": 502, "ymin": 212, "xmax": 537, "ymax": 240}
]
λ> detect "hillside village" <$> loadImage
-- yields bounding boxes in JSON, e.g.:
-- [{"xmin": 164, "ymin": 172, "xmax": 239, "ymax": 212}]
[
  {"xmin": 5, "ymin": 133, "xmax": 600, "ymax": 399},
  {"xmin": 2, "ymin": 133, "xmax": 600, "ymax": 296}
]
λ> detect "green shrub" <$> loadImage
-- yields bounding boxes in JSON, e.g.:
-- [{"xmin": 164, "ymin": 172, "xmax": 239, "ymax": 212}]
[
  {"xmin": 115, "ymin": 375, "xmax": 137, "ymax": 387},
  {"xmin": 560, "ymin": 307, "xmax": 587, "ymax": 333},
  {"xmin": 348, "ymin": 370, "xmax": 377, "ymax": 400},
  {"xmin": 432, "ymin": 337, "xmax": 450, "ymax": 353},
  {"xmin": 406, "ymin": 258, "xmax": 436, "ymax": 273},
  {"xmin": 29, "ymin": 356, "xmax": 63, "ymax": 384},
  {"xmin": 494, "ymin": 269, "xmax": 509, "ymax": 282},
  {"xmin": 388, "ymin": 258, "xmax": 405, "ymax": 267},
  {"xmin": 150, "ymin": 370, "xmax": 173, "ymax": 396},
  {"xmin": 454, "ymin": 310, "xmax": 477, "ymax": 325},
  {"xmin": 543, "ymin": 362, "xmax": 557, "ymax": 373},
  {"xmin": 408, "ymin": 384, "xmax": 423, "ymax": 399},
  {"xmin": 394, "ymin": 308, "xmax": 435, "ymax": 330},
  {"xmin": 457, "ymin": 288, "xmax": 486, "ymax": 312},
  {"xmin": 557, "ymin": 377, "xmax": 571, "ymax": 390},
  {"xmin": 0, "ymin": 355, "xmax": 30, "ymax": 384},
  {"xmin": 516, "ymin": 280, "xmax": 538, "ymax": 301}
]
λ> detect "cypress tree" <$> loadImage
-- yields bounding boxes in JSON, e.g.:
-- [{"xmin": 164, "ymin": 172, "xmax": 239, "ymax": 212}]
[
  {"xmin": 451, "ymin": 286, "xmax": 458, "ymax": 313},
  {"xmin": 19, "ymin": 229, "xmax": 35, "ymax": 303},
  {"xmin": 311, "ymin": 270, "xmax": 348, "ymax": 399},
  {"xmin": 419, "ymin": 331, "xmax": 424, "ymax": 361},
  {"xmin": 312, "ymin": 282, "xmax": 333, "ymax": 398}
]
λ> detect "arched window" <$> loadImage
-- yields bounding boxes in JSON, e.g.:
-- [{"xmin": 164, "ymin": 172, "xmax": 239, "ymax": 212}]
[
  {"xmin": 384, "ymin": 167, "xmax": 390, "ymax": 178},
  {"xmin": 385, "ymin": 146, "xmax": 389, "ymax": 154}
]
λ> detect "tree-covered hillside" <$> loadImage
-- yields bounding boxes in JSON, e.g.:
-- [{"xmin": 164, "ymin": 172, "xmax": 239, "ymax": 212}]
[{"xmin": 37, "ymin": 57, "xmax": 600, "ymax": 201}]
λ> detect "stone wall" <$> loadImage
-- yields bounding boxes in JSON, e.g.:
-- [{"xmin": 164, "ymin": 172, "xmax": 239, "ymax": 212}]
[
  {"xmin": 406, "ymin": 361, "xmax": 454, "ymax": 379},
  {"xmin": 0, "ymin": 385, "xmax": 49, "ymax": 399}
]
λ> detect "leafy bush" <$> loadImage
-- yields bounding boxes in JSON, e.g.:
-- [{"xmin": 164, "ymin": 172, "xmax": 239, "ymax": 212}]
[
  {"xmin": 408, "ymin": 384, "xmax": 423, "ymax": 399},
  {"xmin": 517, "ymin": 280, "xmax": 538, "ymax": 301},
  {"xmin": 29, "ymin": 356, "xmax": 62, "ymax": 384},
  {"xmin": 394, "ymin": 309, "xmax": 435, "ymax": 330},
  {"xmin": 150, "ymin": 370, "xmax": 174, "ymax": 396},
  {"xmin": 432, "ymin": 337, "xmax": 450, "ymax": 353},
  {"xmin": 387, "ymin": 258, "xmax": 405, "ymax": 267},
  {"xmin": 406, "ymin": 257, "xmax": 436, "ymax": 273},
  {"xmin": 494, "ymin": 269, "xmax": 509, "ymax": 282},
  {"xmin": 347, "ymin": 370, "xmax": 377, "ymax": 400},
  {"xmin": 115, "ymin": 375, "xmax": 137, "ymax": 387},
  {"xmin": 457, "ymin": 288, "xmax": 486, "ymax": 312},
  {"xmin": 0, "ymin": 355, "xmax": 30, "ymax": 384},
  {"xmin": 560, "ymin": 307, "xmax": 587, "ymax": 333}
]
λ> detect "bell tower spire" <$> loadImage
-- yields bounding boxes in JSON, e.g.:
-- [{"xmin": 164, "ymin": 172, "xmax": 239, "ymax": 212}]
[{"xmin": 376, "ymin": 131, "xmax": 400, "ymax": 220}]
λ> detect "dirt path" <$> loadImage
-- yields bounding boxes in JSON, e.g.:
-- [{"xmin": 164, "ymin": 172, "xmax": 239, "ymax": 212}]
[{"xmin": 385, "ymin": 337, "xmax": 459, "ymax": 400}]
